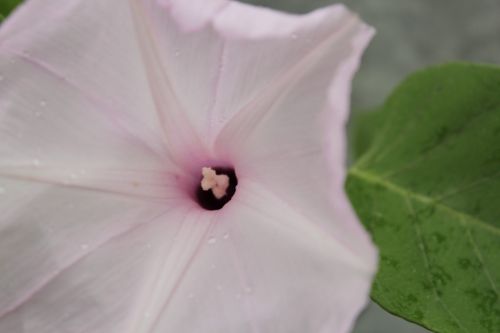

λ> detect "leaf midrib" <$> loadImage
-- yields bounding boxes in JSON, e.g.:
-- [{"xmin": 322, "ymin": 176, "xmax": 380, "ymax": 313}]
[{"xmin": 348, "ymin": 168, "xmax": 500, "ymax": 237}]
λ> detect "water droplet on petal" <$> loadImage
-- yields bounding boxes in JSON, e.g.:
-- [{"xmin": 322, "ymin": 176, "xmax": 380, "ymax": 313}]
[
  {"xmin": 81, "ymin": 244, "xmax": 89, "ymax": 250},
  {"xmin": 0, "ymin": 187, "xmax": 5, "ymax": 195},
  {"xmin": 39, "ymin": 100, "xmax": 47, "ymax": 107},
  {"xmin": 207, "ymin": 237, "xmax": 217, "ymax": 245},
  {"xmin": 222, "ymin": 233, "xmax": 230, "ymax": 240},
  {"xmin": 32, "ymin": 159, "xmax": 41, "ymax": 167}
]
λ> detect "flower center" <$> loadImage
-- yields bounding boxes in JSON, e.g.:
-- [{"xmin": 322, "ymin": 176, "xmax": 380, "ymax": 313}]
[{"xmin": 196, "ymin": 166, "xmax": 237, "ymax": 210}]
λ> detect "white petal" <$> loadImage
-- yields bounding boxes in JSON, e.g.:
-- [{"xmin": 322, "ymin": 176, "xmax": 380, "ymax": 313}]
[
  {"xmin": 213, "ymin": 4, "xmax": 376, "ymax": 260},
  {"xmin": 128, "ymin": 0, "xmax": 216, "ymax": 171},
  {"xmin": 0, "ymin": 200, "xmax": 199, "ymax": 333},
  {"xmin": 134, "ymin": 1, "xmax": 363, "ymax": 143},
  {"xmin": 0, "ymin": 178, "xmax": 175, "ymax": 330},
  {"xmin": 0, "ymin": 0, "xmax": 189, "ymax": 197},
  {"xmin": 130, "ymin": 0, "xmax": 228, "ymax": 165},
  {"xmin": 0, "ymin": 0, "xmax": 170, "ymax": 155},
  {"xmin": 0, "ymin": 51, "xmax": 181, "ymax": 199},
  {"xmin": 151, "ymin": 180, "xmax": 375, "ymax": 333},
  {"xmin": 158, "ymin": 0, "xmax": 229, "ymax": 31}
]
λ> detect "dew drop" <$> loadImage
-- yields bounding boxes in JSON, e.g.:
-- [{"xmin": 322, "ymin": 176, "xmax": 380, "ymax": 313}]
[
  {"xmin": 39, "ymin": 100, "xmax": 47, "ymax": 107},
  {"xmin": 222, "ymin": 233, "xmax": 230, "ymax": 240},
  {"xmin": 207, "ymin": 237, "xmax": 217, "ymax": 245}
]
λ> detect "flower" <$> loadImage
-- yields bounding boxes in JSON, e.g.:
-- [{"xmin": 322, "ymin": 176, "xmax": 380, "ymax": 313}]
[{"xmin": 0, "ymin": 0, "xmax": 377, "ymax": 332}]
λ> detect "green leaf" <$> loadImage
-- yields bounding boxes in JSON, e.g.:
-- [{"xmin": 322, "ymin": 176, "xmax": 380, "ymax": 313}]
[
  {"xmin": 346, "ymin": 63, "xmax": 500, "ymax": 333},
  {"xmin": 348, "ymin": 108, "xmax": 387, "ymax": 163},
  {"xmin": 0, "ymin": 0, "xmax": 22, "ymax": 22}
]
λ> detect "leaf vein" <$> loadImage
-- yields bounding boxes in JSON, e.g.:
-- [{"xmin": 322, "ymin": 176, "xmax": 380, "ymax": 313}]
[
  {"xmin": 349, "ymin": 169, "xmax": 500, "ymax": 236},
  {"xmin": 463, "ymin": 219, "xmax": 499, "ymax": 296},
  {"xmin": 405, "ymin": 195, "xmax": 470, "ymax": 333}
]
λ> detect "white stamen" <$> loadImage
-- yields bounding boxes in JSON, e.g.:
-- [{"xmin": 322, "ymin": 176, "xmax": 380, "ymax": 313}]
[{"xmin": 201, "ymin": 167, "xmax": 230, "ymax": 199}]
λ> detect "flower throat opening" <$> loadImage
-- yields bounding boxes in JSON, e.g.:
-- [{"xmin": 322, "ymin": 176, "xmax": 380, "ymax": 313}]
[{"xmin": 196, "ymin": 166, "xmax": 237, "ymax": 210}]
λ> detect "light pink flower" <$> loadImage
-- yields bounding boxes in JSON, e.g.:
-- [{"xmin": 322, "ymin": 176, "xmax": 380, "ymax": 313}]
[{"xmin": 0, "ymin": 0, "xmax": 377, "ymax": 332}]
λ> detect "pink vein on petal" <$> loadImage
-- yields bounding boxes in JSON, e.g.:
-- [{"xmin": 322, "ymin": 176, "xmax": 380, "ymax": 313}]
[
  {"xmin": 206, "ymin": 40, "xmax": 227, "ymax": 141},
  {"xmin": 0, "ymin": 47, "xmax": 170, "ymax": 161},
  {"xmin": 129, "ymin": 0, "xmax": 207, "ymax": 162},
  {"xmin": 147, "ymin": 212, "xmax": 217, "ymax": 333},
  {"xmin": 242, "ymin": 181, "xmax": 368, "ymax": 268},
  {"xmin": 0, "ymin": 209, "xmax": 171, "ymax": 321},
  {"xmin": 0, "ymin": 171, "xmax": 177, "ymax": 203},
  {"xmin": 216, "ymin": 15, "xmax": 356, "ymax": 144}
]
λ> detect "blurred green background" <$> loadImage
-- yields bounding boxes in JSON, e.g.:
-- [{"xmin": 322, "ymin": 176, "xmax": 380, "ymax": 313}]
[
  {"xmin": 2, "ymin": 0, "xmax": 500, "ymax": 332},
  {"xmin": 240, "ymin": 1, "xmax": 500, "ymax": 332},
  {"xmin": 0, "ymin": 0, "xmax": 19, "ymax": 20}
]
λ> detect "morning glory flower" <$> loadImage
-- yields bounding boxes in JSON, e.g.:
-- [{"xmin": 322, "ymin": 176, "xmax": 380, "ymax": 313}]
[{"xmin": 0, "ymin": 0, "xmax": 377, "ymax": 332}]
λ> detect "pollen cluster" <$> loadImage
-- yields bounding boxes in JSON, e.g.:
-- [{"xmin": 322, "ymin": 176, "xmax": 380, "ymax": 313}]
[
  {"xmin": 201, "ymin": 167, "xmax": 230, "ymax": 199},
  {"xmin": 196, "ymin": 166, "xmax": 237, "ymax": 210}
]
